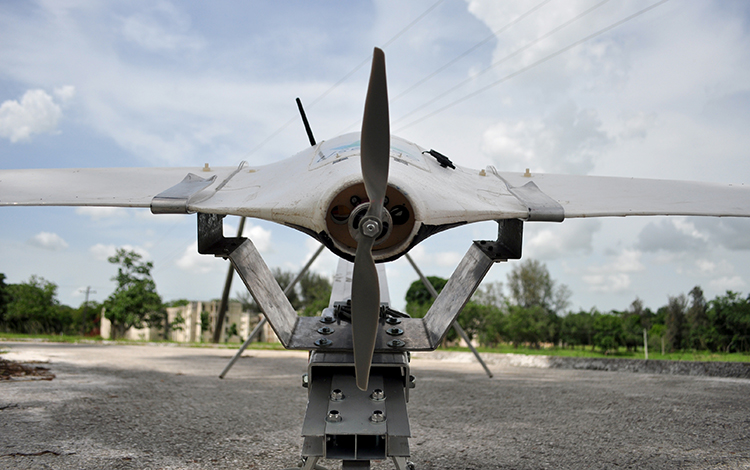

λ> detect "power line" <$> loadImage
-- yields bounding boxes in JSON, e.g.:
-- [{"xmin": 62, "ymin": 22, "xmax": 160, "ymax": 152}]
[
  {"xmin": 393, "ymin": 0, "xmax": 613, "ymax": 127},
  {"xmin": 243, "ymin": 0, "xmax": 445, "ymax": 159},
  {"xmin": 395, "ymin": 0, "xmax": 670, "ymax": 133},
  {"xmin": 391, "ymin": 0, "xmax": 555, "ymax": 102}
]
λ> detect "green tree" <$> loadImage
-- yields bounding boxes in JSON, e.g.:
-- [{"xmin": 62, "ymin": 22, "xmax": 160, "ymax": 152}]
[
  {"xmin": 404, "ymin": 276, "xmax": 447, "ymax": 318},
  {"xmin": 707, "ymin": 291, "xmax": 750, "ymax": 352},
  {"xmin": 298, "ymin": 271, "xmax": 332, "ymax": 317},
  {"xmin": 507, "ymin": 259, "xmax": 571, "ymax": 314},
  {"xmin": 592, "ymin": 313, "xmax": 624, "ymax": 354},
  {"xmin": 665, "ymin": 294, "xmax": 687, "ymax": 351},
  {"xmin": 560, "ymin": 309, "xmax": 596, "ymax": 348},
  {"xmin": 5, "ymin": 276, "xmax": 61, "ymax": 334},
  {"xmin": 686, "ymin": 286, "xmax": 709, "ymax": 350},
  {"xmin": 0, "ymin": 273, "xmax": 10, "ymax": 330},
  {"xmin": 103, "ymin": 249, "xmax": 163, "ymax": 339}
]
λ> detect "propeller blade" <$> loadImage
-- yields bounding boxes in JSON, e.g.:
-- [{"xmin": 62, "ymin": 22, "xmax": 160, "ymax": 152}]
[
  {"xmin": 351, "ymin": 234, "xmax": 378, "ymax": 390},
  {"xmin": 360, "ymin": 47, "xmax": 390, "ymax": 219},
  {"xmin": 351, "ymin": 47, "xmax": 391, "ymax": 391}
]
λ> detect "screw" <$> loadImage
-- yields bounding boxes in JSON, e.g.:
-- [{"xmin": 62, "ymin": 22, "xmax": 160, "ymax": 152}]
[
  {"xmin": 370, "ymin": 410, "xmax": 386, "ymax": 423},
  {"xmin": 385, "ymin": 316, "xmax": 401, "ymax": 325},
  {"xmin": 317, "ymin": 326, "xmax": 334, "ymax": 335},
  {"xmin": 386, "ymin": 327, "xmax": 404, "ymax": 336},
  {"xmin": 387, "ymin": 339, "xmax": 405, "ymax": 348},
  {"xmin": 315, "ymin": 338, "xmax": 332, "ymax": 347},
  {"xmin": 370, "ymin": 389, "xmax": 385, "ymax": 401},
  {"xmin": 326, "ymin": 410, "xmax": 342, "ymax": 423}
]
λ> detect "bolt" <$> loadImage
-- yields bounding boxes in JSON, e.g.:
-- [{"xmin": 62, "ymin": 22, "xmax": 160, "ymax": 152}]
[
  {"xmin": 387, "ymin": 339, "xmax": 405, "ymax": 348},
  {"xmin": 326, "ymin": 410, "xmax": 342, "ymax": 423},
  {"xmin": 362, "ymin": 220, "xmax": 380, "ymax": 237},
  {"xmin": 370, "ymin": 410, "xmax": 386, "ymax": 423},
  {"xmin": 370, "ymin": 389, "xmax": 385, "ymax": 401},
  {"xmin": 330, "ymin": 389, "xmax": 344, "ymax": 401},
  {"xmin": 386, "ymin": 327, "xmax": 404, "ymax": 336},
  {"xmin": 385, "ymin": 316, "xmax": 401, "ymax": 325},
  {"xmin": 317, "ymin": 326, "xmax": 334, "ymax": 335},
  {"xmin": 315, "ymin": 338, "xmax": 332, "ymax": 347},
  {"xmin": 302, "ymin": 373, "xmax": 309, "ymax": 388}
]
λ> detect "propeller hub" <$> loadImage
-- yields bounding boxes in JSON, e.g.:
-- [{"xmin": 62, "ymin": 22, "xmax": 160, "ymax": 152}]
[
  {"xmin": 361, "ymin": 217, "xmax": 381, "ymax": 238},
  {"xmin": 347, "ymin": 202, "xmax": 393, "ymax": 246}
]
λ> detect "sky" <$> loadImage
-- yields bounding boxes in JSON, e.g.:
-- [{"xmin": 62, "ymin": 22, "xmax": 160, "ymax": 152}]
[{"xmin": 2, "ymin": 0, "xmax": 750, "ymax": 314}]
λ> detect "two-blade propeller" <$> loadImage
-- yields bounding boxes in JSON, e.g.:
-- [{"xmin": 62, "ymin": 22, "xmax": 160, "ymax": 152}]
[{"xmin": 351, "ymin": 47, "xmax": 390, "ymax": 391}]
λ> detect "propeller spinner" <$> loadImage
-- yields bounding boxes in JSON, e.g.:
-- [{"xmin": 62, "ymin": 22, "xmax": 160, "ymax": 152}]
[{"xmin": 351, "ymin": 47, "xmax": 390, "ymax": 391}]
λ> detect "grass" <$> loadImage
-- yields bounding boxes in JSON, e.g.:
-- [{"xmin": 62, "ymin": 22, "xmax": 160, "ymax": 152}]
[
  {"xmin": 443, "ymin": 344, "xmax": 750, "ymax": 363},
  {"xmin": 3, "ymin": 332, "xmax": 749, "ymax": 362}
]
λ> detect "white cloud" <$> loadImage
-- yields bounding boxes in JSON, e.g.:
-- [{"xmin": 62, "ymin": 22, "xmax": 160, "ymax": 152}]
[
  {"xmin": 525, "ymin": 219, "xmax": 600, "ymax": 260},
  {"xmin": 119, "ymin": 2, "xmax": 205, "ymax": 52},
  {"xmin": 481, "ymin": 102, "xmax": 611, "ymax": 174},
  {"xmin": 0, "ymin": 89, "xmax": 64, "ymax": 142},
  {"xmin": 54, "ymin": 85, "xmax": 76, "ymax": 103},
  {"xmin": 581, "ymin": 249, "xmax": 644, "ymax": 293},
  {"xmin": 27, "ymin": 232, "xmax": 69, "ymax": 251},
  {"xmin": 175, "ymin": 241, "xmax": 223, "ymax": 273},
  {"xmin": 708, "ymin": 276, "xmax": 746, "ymax": 292},
  {"xmin": 90, "ymin": 243, "xmax": 151, "ymax": 262},
  {"xmin": 76, "ymin": 207, "xmax": 132, "ymax": 220}
]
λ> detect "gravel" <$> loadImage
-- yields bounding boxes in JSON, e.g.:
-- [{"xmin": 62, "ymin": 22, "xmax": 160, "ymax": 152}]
[{"xmin": 1, "ymin": 342, "xmax": 749, "ymax": 469}]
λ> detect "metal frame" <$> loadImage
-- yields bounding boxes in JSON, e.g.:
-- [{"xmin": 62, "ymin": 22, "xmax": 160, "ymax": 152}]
[{"xmin": 199, "ymin": 213, "xmax": 523, "ymax": 469}]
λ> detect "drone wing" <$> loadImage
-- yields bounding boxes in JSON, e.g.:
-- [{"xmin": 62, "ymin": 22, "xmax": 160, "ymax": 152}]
[{"xmin": 489, "ymin": 170, "xmax": 750, "ymax": 220}]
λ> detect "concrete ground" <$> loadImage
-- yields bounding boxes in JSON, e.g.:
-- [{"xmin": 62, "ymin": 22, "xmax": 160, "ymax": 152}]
[{"xmin": 1, "ymin": 342, "xmax": 749, "ymax": 470}]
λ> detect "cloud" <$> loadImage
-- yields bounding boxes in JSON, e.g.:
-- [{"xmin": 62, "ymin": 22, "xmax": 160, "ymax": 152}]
[
  {"xmin": 708, "ymin": 276, "xmax": 746, "ymax": 292},
  {"xmin": 27, "ymin": 232, "xmax": 69, "ymax": 251},
  {"xmin": 408, "ymin": 244, "xmax": 463, "ymax": 268},
  {"xmin": 581, "ymin": 249, "xmax": 644, "ymax": 293},
  {"xmin": 119, "ymin": 2, "xmax": 205, "ymax": 52},
  {"xmin": 481, "ymin": 102, "xmax": 611, "ymax": 174},
  {"xmin": 636, "ymin": 218, "xmax": 709, "ymax": 253},
  {"xmin": 0, "ymin": 89, "xmax": 70, "ymax": 142},
  {"xmin": 90, "ymin": 243, "xmax": 151, "ymax": 262},
  {"xmin": 637, "ymin": 218, "xmax": 750, "ymax": 254},
  {"xmin": 175, "ymin": 241, "xmax": 223, "ymax": 274},
  {"xmin": 75, "ymin": 207, "xmax": 132, "ymax": 220},
  {"xmin": 525, "ymin": 219, "xmax": 600, "ymax": 259}
]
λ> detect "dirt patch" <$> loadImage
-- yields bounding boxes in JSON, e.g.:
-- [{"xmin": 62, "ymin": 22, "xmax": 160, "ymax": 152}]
[{"xmin": 0, "ymin": 358, "xmax": 55, "ymax": 381}]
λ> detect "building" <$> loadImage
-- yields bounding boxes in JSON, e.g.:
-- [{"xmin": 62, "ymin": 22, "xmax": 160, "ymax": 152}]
[{"xmin": 100, "ymin": 301, "xmax": 279, "ymax": 344}]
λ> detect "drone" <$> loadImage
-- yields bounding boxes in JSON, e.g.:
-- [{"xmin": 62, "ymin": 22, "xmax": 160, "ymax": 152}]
[{"xmin": 2, "ymin": 48, "xmax": 750, "ymax": 469}]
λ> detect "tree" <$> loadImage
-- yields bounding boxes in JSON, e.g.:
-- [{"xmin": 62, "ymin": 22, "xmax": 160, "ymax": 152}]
[
  {"xmin": 298, "ymin": 271, "xmax": 332, "ymax": 317},
  {"xmin": 5, "ymin": 276, "xmax": 61, "ymax": 334},
  {"xmin": 686, "ymin": 286, "xmax": 709, "ymax": 350},
  {"xmin": 507, "ymin": 259, "xmax": 571, "ymax": 314},
  {"xmin": 0, "ymin": 274, "xmax": 10, "ymax": 330},
  {"xmin": 707, "ymin": 291, "xmax": 750, "ymax": 352},
  {"xmin": 405, "ymin": 276, "xmax": 447, "ymax": 318},
  {"xmin": 664, "ymin": 294, "xmax": 687, "ymax": 351},
  {"xmin": 103, "ymin": 249, "xmax": 163, "ymax": 339},
  {"xmin": 560, "ymin": 309, "xmax": 596, "ymax": 348},
  {"xmin": 592, "ymin": 312, "xmax": 624, "ymax": 354}
]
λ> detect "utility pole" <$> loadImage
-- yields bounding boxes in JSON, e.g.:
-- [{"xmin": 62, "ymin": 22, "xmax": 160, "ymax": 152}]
[{"xmin": 79, "ymin": 286, "xmax": 96, "ymax": 335}]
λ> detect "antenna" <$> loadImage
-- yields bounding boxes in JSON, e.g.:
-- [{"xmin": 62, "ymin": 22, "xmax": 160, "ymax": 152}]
[{"xmin": 295, "ymin": 97, "xmax": 317, "ymax": 146}]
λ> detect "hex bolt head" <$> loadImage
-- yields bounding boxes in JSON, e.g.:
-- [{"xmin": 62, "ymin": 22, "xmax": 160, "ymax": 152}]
[
  {"xmin": 370, "ymin": 389, "xmax": 385, "ymax": 401},
  {"xmin": 386, "ymin": 327, "xmax": 404, "ymax": 336},
  {"xmin": 330, "ymin": 389, "xmax": 344, "ymax": 401},
  {"xmin": 314, "ymin": 338, "xmax": 332, "ymax": 347},
  {"xmin": 317, "ymin": 326, "xmax": 334, "ymax": 335},
  {"xmin": 385, "ymin": 316, "xmax": 401, "ymax": 325},
  {"xmin": 370, "ymin": 410, "xmax": 386, "ymax": 423},
  {"xmin": 387, "ymin": 339, "xmax": 405, "ymax": 348},
  {"xmin": 326, "ymin": 410, "xmax": 342, "ymax": 423}
]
